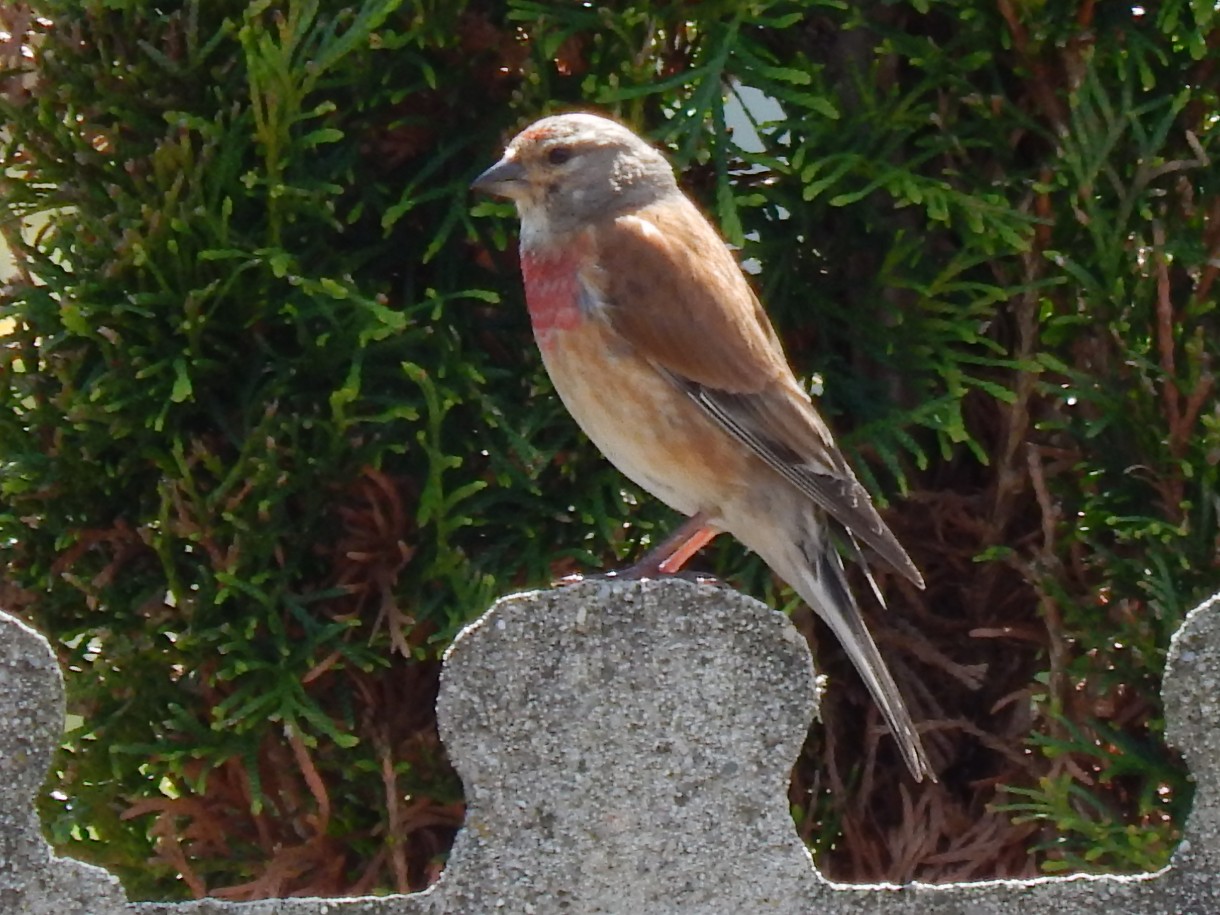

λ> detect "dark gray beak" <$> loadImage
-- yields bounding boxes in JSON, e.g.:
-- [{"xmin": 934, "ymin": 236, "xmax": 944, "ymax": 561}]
[{"xmin": 471, "ymin": 156, "xmax": 526, "ymax": 197}]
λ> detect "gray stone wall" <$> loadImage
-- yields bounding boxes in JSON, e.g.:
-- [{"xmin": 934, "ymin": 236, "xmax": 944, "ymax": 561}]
[{"xmin": 3, "ymin": 579, "xmax": 1219, "ymax": 914}]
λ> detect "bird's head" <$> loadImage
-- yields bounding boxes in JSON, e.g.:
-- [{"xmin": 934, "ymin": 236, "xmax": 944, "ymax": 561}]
[{"xmin": 472, "ymin": 113, "xmax": 678, "ymax": 241}]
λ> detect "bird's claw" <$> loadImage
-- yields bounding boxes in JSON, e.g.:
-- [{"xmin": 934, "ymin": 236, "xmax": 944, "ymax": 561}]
[{"xmin": 551, "ymin": 569, "xmax": 723, "ymax": 588}]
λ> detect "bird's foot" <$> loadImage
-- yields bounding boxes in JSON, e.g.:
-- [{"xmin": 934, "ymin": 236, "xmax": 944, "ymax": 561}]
[
  {"xmin": 552, "ymin": 513, "xmax": 722, "ymax": 588},
  {"xmin": 552, "ymin": 567, "xmax": 723, "ymax": 588}
]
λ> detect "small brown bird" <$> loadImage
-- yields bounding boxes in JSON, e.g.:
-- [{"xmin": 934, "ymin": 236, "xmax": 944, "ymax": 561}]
[{"xmin": 473, "ymin": 112, "xmax": 933, "ymax": 780}]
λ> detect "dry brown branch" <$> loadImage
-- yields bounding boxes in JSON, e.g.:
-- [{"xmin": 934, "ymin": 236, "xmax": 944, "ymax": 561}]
[
  {"xmin": 1152, "ymin": 221, "xmax": 1182, "ymax": 444},
  {"xmin": 287, "ymin": 728, "xmax": 331, "ymax": 836},
  {"xmin": 1193, "ymin": 197, "xmax": 1220, "ymax": 307},
  {"xmin": 381, "ymin": 742, "xmax": 412, "ymax": 894}
]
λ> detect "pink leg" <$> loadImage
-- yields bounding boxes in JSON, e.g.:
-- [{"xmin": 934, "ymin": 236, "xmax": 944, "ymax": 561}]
[{"xmin": 619, "ymin": 512, "xmax": 718, "ymax": 578}]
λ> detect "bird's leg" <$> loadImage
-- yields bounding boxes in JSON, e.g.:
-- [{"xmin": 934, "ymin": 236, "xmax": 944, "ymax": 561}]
[
  {"xmin": 556, "ymin": 517, "xmax": 722, "ymax": 588},
  {"xmin": 554, "ymin": 513, "xmax": 720, "ymax": 586},
  {"xmin": 617, "ymin": 512, "xmax": 718, "ymax": 578}
]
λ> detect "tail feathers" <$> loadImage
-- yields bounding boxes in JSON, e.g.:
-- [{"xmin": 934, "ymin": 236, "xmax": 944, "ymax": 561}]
[
  {"xmin": 792, "ymin": 541, "xmax": 934, "ymax": 782},
  {"xmin": 845, "ymin": 530, "xmax": 887, "ymax": 611}
]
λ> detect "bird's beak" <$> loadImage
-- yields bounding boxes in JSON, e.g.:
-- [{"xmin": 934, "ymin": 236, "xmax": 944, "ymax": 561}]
[{"xmin": 471, "ymin": 156, "xmax": 526, "ymax": 198}]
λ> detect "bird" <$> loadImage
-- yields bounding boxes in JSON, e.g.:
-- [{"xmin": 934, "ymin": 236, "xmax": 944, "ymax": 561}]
[{"xmin": 471, "ymin": 112, "xmax": 933, "ymax": 781}]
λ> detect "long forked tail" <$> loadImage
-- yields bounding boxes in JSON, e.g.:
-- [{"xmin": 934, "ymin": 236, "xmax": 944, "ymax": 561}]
[{"xmin": 785, "ymin": 537, "xmax": 934, "ymax": 782}]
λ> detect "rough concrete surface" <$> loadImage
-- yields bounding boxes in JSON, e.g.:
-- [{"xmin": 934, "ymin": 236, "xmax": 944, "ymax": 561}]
[
  {"xmin": 2, "ymin": 581, "xmax": 1220, "ymax": 914},
  {"xmin": 0, "ymin": 613, "xmax": 129, "ymax": 915}
]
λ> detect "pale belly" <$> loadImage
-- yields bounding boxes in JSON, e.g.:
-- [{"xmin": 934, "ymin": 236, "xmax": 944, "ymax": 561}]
[{"xmin": 537, "ymin": 319, "xmax": 751, "ymax": 524}]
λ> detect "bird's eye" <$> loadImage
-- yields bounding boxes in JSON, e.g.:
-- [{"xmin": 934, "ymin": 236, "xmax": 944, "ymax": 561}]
[{"xmin": 547, "ymin": 146, "xmax": 573, "ymax": 165}]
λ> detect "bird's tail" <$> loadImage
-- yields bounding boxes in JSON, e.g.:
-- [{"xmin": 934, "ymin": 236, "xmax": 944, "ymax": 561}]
[{"xmin": 776, "ymin": 533, "xmax": 934, "ymax": 782}]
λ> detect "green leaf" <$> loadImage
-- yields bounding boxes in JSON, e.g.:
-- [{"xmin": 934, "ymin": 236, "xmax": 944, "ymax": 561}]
[{"xmin": 170, "ymin": 358, "xmax": 193, "ymax": 403}]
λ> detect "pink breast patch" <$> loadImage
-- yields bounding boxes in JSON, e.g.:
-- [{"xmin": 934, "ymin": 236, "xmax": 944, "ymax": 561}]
[{"xmin": 520, "ymin": 250, "xmax": 586, "ymax": 347}]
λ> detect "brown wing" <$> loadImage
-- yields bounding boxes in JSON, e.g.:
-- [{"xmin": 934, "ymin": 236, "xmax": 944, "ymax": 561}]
[
  {"xmin": 589, "ymin": 197, "xmax": 787, "ymax": 394},
  {"xmin": 591, "ymin": 197, "xmax": 924, "ymax": 587}
]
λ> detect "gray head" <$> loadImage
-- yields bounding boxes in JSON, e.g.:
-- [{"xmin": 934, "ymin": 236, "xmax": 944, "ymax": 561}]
[{"xmin": 471, "ymin": 113, "xmax": 679, "ymax": 238}]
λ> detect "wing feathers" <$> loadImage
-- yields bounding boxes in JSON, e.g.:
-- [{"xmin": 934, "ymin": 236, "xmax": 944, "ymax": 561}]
[
  {"xmin": 592, "ymin": 197, "xmax": 785, "ymax": 393},
  {"xmin": 681, "ymin": 379, "xmax": 924, "ymax": 587}
]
